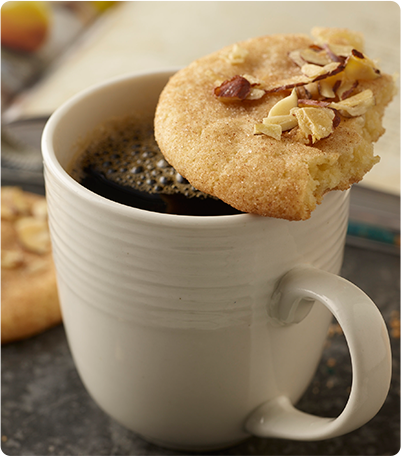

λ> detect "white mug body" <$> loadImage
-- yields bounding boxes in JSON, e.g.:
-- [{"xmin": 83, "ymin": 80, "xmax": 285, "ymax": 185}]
[{"xmin": 42, "ymin": 70, "xmax": 390, "ymax": 451}]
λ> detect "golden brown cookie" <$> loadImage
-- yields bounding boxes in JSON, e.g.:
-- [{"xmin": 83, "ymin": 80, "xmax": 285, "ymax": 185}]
[
  {"xmin": 1, "ymin": 187, "xmax": 61, "ymax": 344},
  {"xmin": 155, "ymin": 28, "xmax": 396, "ymax": 220}
]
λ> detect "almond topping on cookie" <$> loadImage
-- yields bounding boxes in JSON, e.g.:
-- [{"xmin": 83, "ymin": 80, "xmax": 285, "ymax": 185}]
[
  {"xmin": 330, "ymin": 89, "xmax": 375, "ymax": 117},
  {"xmin": 254, "ymin": 89, "xmax": 299, "ymax": 139},
  {"xmin": 344, "ymin": 50, "xmax": 381, "ymax": 81},
  {"xmin": 253, "ymin": 123, "xmax": 282, "ymax": 140},
  {"xmin": 288, "ymin": 49, "xmax": 308, "ymax": 68},
  {"xmin": 290, "ymin": 107, "xmax": 336, "ymax": 143},
  {"xmin": 337, "ymin": 80, "xmax": 359, "ymax": 100},
  {"xmin": 297, "ymin": 99, "xmax": 331, "ymax": 108},
  {"xmin": 214, "ymin": 75, "xmax": 251, "ymax": 102},
  {"xmin": 241, "ymin": 74, "xmax": 266, "ymax": 100},
  {"xmin": 264, "ymin": 114, "xmax": 298, "ymax": 131},
  {"xmin": 324, "ymin": 43, "xmax": 354, "ymax": 61},
  {"xmin": 290, "ymin": 45, "xmax": 338, "ymax": 67},
  {"xmin": 247, "ymin": 87, "xmax": 266, "ymax": 100},
  {"xmin": 252, "ymin": 34, "xmax": 381, "ymax": 141},
  {"xmin": 214, "ymin": 74, "xmax": 266, "ymax": 101},
  {"xmin": 214, "ymin": 29, "xmax": 382, "ymax": 143},
  {"xmin": 299, "ymin": 46, "xmax": 333, "ymax": 66},
  {"xmin": 318, "ymin": 78, "xmax": 342, "ymax": 98},
  {"xmin": 1, "ymin": 205, "xmax": 15, "ymax": 221},
  {"xmin": 1, "ymin": 250, "xmax": 25, "ymax": 269},
  {"xmin": 297, "ymin": 82, "xmax": 320, "ymax": 99},
  {"xmin": 2, "ymin": 188, "xmax": 52, "ymax": 257},
  {"xmin": 241, "ymin": 74, "xmax": 263, "ymax": 86},
  {"xmin": 32, "ymin": 199, "xmax": 48, "ymax": 220},
  {"xmin": 1, "ymin": 187, "xmax": 30, "ymax": 219},
  {"xmin": 301, "ymin": 61, "xmax": 345, "ymax": 81},
  {"xmin": 224, "ymin": 44, "xmax": 249, "ymax": 64},
  {"xmin": 15, "ymin": 217, "xmax": 51, "ymax": 254},
  {"xmin": 268, "ymin": 88, "xmax": 298, "ymax": 117}
]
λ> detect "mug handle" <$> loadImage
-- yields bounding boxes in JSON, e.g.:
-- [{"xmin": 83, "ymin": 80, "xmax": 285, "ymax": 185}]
[{"xmin": 245, "ymin": 265, "xmax": 392, "ymax": 441}]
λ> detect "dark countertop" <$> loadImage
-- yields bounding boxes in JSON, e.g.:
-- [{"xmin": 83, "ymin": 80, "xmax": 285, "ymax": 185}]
[{"xmin": 2, "ymin": 243, "xmax": 400, "ymax": 456}]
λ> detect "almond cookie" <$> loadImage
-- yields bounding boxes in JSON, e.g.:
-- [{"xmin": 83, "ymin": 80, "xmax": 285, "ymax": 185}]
[
  {"xmin": 155, "ymin": 28, "xmax": 396, "ymax": 220},
  {"xmin": 1, "ymin": 187, "xmax": 61, "ymax": 344}
]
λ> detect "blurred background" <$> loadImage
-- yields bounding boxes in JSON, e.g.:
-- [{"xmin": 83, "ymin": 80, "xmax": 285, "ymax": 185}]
[{"xmin": 2, "ymin": 1, "xmax": 399, "ymax": 251}]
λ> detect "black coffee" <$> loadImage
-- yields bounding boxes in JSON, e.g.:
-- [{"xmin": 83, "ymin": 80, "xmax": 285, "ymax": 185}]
[{"xmin": 69, "ymin": 115, "xmax": 242, "ymax": 216}]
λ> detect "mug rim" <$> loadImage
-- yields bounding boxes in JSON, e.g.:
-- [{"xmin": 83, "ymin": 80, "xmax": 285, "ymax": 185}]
[{"xmin": 41, "ymin": 68, "xmax": 335, "ymax": 229}]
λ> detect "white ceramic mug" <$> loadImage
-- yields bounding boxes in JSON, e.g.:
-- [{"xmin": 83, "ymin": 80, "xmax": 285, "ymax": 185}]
[{"xmin": 42, "ymin": 70, "xmax": 392, "ymax": 451}]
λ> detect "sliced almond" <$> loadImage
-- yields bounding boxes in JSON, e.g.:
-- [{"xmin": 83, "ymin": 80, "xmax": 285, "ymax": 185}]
[
  {"xmin": 301, "ymin": 63, "xmax": 324, "ymax": 79},
  {"xmin": 301, "ymin": 61, "xmax": 345, "ymax": 81},
  {"xmin": 214, "ymin": 75, "xmax": 266, "ymax": 101},
  {"xmin": 296, "ymin": 85, "xmax": 311, "ymax": 99},
  {"xmin": 11, "ymin": 188, "xmax": 30, "ymax": 215},
  {"xmin": 263, "ymin": 114, "xmax": 298, "ymax": 131},
  {"xmin": 344, "ymin": 51, "xmax": 381, "ymax": 81},
  {"xmin": 1, "ymin": 187, "xmax": 30, "ymax": 219},
  {"xmin": 224, "ymin": 44, "xmax": 249, "ymax": 64},
  {"xmin": 1, "ymin": 250, "xmax": 24, "ymax": 269},
  {"xmin": 1, "ymin": 204, "xmax": 16, "ymax": 221},
  {"xmin": 214, "ymin": 75, "xmax": 251, "ymax": 102},
  {"xmin": 263, "ymin": 74, "xmax": 312, "ymax": 93},
  {"xmin": 297, "ymin": 99, "xmax": 331, "ymax": 108},
  {"xmin": 268, "ymin": 88, "xmax": 298, "ymax": 117},
  {"xmin": 300, "ymin": 47, "xmax": 332, "ymax": 66},
  {"xmin": 232, "ymin": 75, "xmax": 266, "ymax": 100},
  {"xmin": 32, "ymin": 199, "xmax": 48, "ymax": 220},
  {"xmin": 332, "ymin": 109, "xmax": 342, "ymax": 129},
  {"xmin": 297, "ymin": 82, "xmax": 320, "ymax": 100},
  {"xmin": 288, "ymin": 49, "xmax": 306, "ymax": 68},
  {"xmin": 254, "ymin": 123, "xmax": 282, "ymax": 140},
  {"xmin": 291, "ymin": 107, "xmax": 335, "ymax": 143},
  {"xmin": 318, "ymin": 78, "xmax": 341, "ymax": 99},
  {"xmin": 330, "ymin": 89, "xmax": 375, "ymax": 117},
  {"xmin": 247, "ymin": 87, "xmax": 266, "ymax": 100},
  {"xmin": 336, "ymin": 80, "xmax": 359, "ymax": 100},
  {"xmin": 15, "ymin": 216, "xmax": 51, "ymax": 254},
  {"xmin": 325, "ymin": 43, "xmax": 354, "ymax": 59},
  {"xmin": 241, "ymin": 74, "xmax": 263, "ymax": 86}
]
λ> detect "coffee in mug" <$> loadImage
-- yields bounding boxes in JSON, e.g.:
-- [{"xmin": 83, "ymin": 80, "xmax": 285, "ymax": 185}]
[{"xmin": 68, "ymin": 114, "xmax": 241, "ymax": 216}]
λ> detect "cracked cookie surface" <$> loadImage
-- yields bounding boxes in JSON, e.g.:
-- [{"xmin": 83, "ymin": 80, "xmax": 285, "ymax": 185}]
[{"xmin": 155, "ymin": 29, "xmax": 395, "ymax": 220}]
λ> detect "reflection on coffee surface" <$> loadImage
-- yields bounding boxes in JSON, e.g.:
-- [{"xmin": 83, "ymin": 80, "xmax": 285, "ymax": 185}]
[{"xmin": 69, "ymin": 115, "xmax": 242, "ymax": 216}]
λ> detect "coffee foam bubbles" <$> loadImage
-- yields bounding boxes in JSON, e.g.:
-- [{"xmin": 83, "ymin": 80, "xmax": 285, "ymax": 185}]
[{"xmin": 70, "ymin": 114, "xmax": 208, "ymax": 199}]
